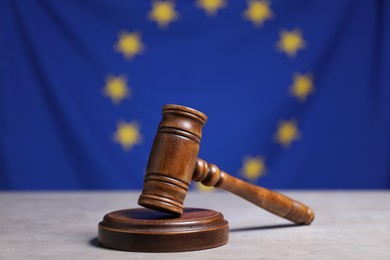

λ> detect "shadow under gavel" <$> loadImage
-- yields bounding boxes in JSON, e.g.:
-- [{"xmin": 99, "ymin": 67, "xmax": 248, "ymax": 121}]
[{"xmin": 138, "ymin": 104, "xmax": 314, "ymax": 225}]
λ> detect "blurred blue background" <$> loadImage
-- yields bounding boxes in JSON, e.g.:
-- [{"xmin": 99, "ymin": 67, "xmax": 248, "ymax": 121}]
[{"xmin": 0, "ymin": 0, "xmax": 389, "ymax": 190}]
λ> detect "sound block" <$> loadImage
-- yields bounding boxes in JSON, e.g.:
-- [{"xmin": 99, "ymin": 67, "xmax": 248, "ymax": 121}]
[{"xmin": 98, "ymin": 207, "xmax": 229, "ymax": 252}]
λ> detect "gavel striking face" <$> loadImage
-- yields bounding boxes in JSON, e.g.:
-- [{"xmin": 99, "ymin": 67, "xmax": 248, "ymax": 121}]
[{"xmin": 138, "ymin": 104, "xmax": 314, "ymax": 225}]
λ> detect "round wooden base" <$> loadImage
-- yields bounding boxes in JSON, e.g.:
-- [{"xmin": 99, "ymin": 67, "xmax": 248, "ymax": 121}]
[{"xmin": 98, "ymin": 208, "xmax": 229, "ymax": 252}]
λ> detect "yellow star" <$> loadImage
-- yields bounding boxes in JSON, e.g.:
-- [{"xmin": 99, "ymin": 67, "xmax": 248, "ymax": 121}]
[
  {"xmin": 103, "ymin": 75, "xmax": 131, "ymax": 104},
  {"xmin": 240, "ymin": 156, "xmax": 266, "ymax": 181},
  {"xmin": 148, "ymin": 1, "xmax": 179, "ymax": 28},
  {"xmin": 275, "ymin": 120, "xmax": 300, "ymax": 148},
  {"xmin": 196, "ymin": 0, "xmax": 226, "ymax": 16},
  {"xmin": 290, "ymin": 73, "xmax": 314, "ymax": 101},
  {"xmin": 277, "ymin": 28, "xmax": 306, "ymax": 57},
  {"xmin": 113, "ymin": 121, "xmax": 142, "ymax": 150},
  {"xmin": 196, "ymin": 182, "xmax": 215, "ymax": 192},
  {"xmin": 243, "ymin": 0, "xmax": 273, "ymax": 27},
  {"xmin": 115, "ymin": 31, "xmax": 144, "ymax": 59}
]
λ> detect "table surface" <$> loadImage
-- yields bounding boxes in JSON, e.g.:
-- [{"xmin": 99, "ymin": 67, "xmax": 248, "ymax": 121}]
[{"xmin": 1, "ymin": 191, "xmax": 389, "ymax": 259}]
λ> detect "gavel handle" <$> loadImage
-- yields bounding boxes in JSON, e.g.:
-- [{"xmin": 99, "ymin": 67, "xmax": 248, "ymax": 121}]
[{"xmin": 194, "ymin": 158, "xmax": 315, "ymax": 225}]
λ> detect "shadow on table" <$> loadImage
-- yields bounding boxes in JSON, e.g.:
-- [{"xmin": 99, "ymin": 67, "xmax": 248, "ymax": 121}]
[
  {"xmin": 90, "ymin": 238, "xmax": 123, "ymax": 251},
  {"xmin": 90, "ymin": 238, "xmax": 118, "ymax": 251},
  {"xmin": 229, "ymin": 223, "xmax": 298, "ymax": 232},
  {"xmin": 90, "ymin": 238, "xmax": 100, "ymax": 248}
]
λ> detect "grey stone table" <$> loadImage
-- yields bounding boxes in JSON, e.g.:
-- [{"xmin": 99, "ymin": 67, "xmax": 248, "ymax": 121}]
[{"xmin": 0, "ymin": 191, "xmax": 389, "ymax": 259}]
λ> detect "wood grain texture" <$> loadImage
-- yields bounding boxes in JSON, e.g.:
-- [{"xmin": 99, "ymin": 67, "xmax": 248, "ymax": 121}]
[
  {"xmin": 98, "ymin": 208, "xmax": 228, "ymax": 252},
  {"xmin": 138, "ymin": 104, "xmax": 207, "ymax": 215},
  {"xmin": 195, "ymin": 159, "xmax": 314, "ymax": 225},
  {"xmin": 138, "ymin": 104, "xmax": 314, "ymax": 225}
]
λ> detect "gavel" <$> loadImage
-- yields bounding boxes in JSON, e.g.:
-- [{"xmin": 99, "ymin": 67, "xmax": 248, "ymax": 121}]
[{"xmin": 138, "ymin": 104, "xmax": 314, "ymax": 225}]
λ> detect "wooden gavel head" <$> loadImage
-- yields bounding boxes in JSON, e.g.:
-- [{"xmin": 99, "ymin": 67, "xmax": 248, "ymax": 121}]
[{"xmin": 138, "ymin": 104, "xmax": 207, "ymax": 215}]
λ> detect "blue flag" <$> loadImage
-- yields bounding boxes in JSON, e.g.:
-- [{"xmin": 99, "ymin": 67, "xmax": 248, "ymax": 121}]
[{"xmin": 1, "ymin": 0, "xmax": 389, "ymax": 190}]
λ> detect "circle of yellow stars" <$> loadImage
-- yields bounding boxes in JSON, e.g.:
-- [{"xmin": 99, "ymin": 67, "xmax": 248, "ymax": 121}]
[{"xmin": 103, "ymin": 0, "xmax": 315, "ymax": 187}]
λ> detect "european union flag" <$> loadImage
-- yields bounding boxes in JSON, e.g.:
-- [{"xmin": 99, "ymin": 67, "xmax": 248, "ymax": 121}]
[{"xmin": 1, "ymin": 0, "xmax": 389, "ymax": 190}]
